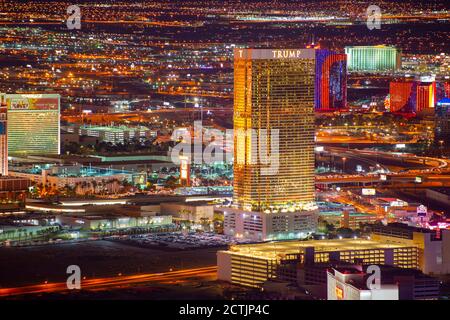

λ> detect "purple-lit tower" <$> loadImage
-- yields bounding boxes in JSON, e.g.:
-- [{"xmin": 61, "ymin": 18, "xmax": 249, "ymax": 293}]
[{"xmin": 315, "ymin": 49, "xmax": 347, "ymax": 112}]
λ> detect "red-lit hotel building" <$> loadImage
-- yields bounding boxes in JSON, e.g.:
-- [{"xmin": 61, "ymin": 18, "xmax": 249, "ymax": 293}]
[
  {"xmin": 315, "ymin": 50, "xmax": 347, "ymax": 112},
  {"xmin": 389, "ymin": 81, "xmax": 414, "ymax": 113},
  {"xmin": 389, "ymin": 77, "xmax": 436, "ymax": 114},
  {"xmin": 416, "ymin": 80, "xmax": 436, "ymax": 112}
]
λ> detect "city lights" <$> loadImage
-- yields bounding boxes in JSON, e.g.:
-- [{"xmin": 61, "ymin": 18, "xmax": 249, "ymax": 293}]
[{"xmin": 0, "ymin": 0, "xmax": 448, "ymax": 310}]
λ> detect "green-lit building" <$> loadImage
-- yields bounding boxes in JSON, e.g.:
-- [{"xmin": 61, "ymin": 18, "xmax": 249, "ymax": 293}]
[
  {"xmin": 0, "ymin": 93, "xmax": 60, "ymax": 155},
  {"xmin": 345, "ymin": 45, "xmax": 401, "ymax": 72}
]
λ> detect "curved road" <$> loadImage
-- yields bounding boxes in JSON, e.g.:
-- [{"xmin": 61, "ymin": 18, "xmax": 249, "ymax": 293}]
[{"xmin": 0, "ymin": 266, "xmax": 217, "ymax": 298}]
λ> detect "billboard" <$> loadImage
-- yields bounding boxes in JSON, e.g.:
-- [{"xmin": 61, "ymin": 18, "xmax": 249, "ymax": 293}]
[
  {"xmin": 417, "ymin": 205, "xmax": 427, "ymax": 217},
  {"xmin": 362, "ymin": 188, "xmax": 376, "ymax": 196},
  {"xmin": 5, "ymin": 94, "xmax": 59, "ymax": 111}
]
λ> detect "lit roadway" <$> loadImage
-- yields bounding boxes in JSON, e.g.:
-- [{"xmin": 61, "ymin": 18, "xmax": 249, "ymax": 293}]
[
  {"xmin": 316, "ymin": 146, "xmax": 450, "ymax": 188},
  {"xmin": 317, "ymin": 135, "xmax": 419, "ymax": 145},
  {"xmin": 0, "ymin": 20, "xmax": 199, "ymax": 28},
  {"xmin": 316, "ymin": 175, "xmax": 450, "ymax": 189},
  {"xmin": 0, "ymin": 266, "xmax": 217, "ymax": 298},
  {"xmin": 324, "ymin": 147, "xmax": 449, "ymax": 172}
]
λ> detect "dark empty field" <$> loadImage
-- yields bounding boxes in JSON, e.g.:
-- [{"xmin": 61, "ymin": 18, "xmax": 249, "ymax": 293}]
[{"xmin": 0, "ymin": 240, "xmax": 220, "ymax": 288}]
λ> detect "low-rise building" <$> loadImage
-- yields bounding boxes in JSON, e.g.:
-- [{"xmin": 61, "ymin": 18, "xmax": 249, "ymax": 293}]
[
  {"xmin": 327, "ymin": 264, "xmax": 440, "ymax": 300},
  {"xmin": 160, "ymin": 201, "xmax": 214, "ymax": 223},
  {"xmin": 56, "ymin": 214, "xmax": 172, "ymax": 231},
  {"xmin": 217, "ymin": 206, "xmax": 318, "ymax": 241},
  {"xmin": 9, "ymin": 163, "xmax": 147, "ymax": 193},
  {"xmin": 78, "ymin": 125, "xmax": 156, "ymax": 145},
  {"xmin": 320, "ymin": 210, "xmax": 378, "ymax": 229},
  {"xmin": 0, "ymin": 176, "xmax": 31, "ymax": 212},
  {"xmin": 0, "ymin": 224, "xmax": 59, "ymax": 241},
  {"xmin": 369, "ymin": 223, "xmax": 450, "ymax": 275},
  {"xmin": 327, "ymin": 266, "xmax": 399, "ymax": 300},
  {"xmin": 278, "ymin": 257, "xmax": 440, "ymax": 300},
  {"xmin": 217, "ymin": 238, "xmax": 419, "ymax": 288}
]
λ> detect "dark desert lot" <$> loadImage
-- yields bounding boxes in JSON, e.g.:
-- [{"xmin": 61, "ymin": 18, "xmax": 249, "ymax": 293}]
[{"xmin": 0, "ymin": 240, "xmax": 220, "ymax": 288}]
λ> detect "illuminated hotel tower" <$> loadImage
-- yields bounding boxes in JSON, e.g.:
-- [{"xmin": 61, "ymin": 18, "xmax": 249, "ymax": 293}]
[
  {"xmin": 389, "ymin": 81, "xmax": 415, "ymax": 113},
  {"xmin": 415, "ymin": 76, "xmax": 436, "ymax": 112},
  {"xmin": 345, "ymin": 45, "xmax": 400, "ymax": 72},
  {"xmin": 315, "ymin": 49, "xmax": 347, "ymax": 111},
  {"xmin": 388, "ymin": 76, "xmax": 436, "ymax": 114},
  {"xmin": 0, "ymin": 100, "xmax": 7, "ymax": 176},
  {"xmin": 1, "ymin": 94, "xmax": 60, "ymax": 155},
  {"xmin": 224, "ymin": 48, "xmax": 317, "ymax": 241}
]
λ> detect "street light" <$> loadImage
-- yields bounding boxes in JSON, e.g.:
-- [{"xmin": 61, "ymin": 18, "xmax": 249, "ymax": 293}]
[{"xmin": 342, "ymin": 157, "xmax": 347, "ymax": 173}]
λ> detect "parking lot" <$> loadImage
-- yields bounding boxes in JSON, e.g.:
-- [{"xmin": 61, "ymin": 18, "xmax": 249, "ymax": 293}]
[{"xmin": 118, "ymin": 232, "xmax": 254, "ymax": 250}]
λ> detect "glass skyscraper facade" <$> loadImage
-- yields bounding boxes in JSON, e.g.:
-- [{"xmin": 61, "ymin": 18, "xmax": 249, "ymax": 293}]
[
  {"xmin": 345, "ymin": 45, "xmax": 400, "ymax": 72},
  {"xmin": 233, "ymin": 49, "xmax": 316, "ymax": 212},
  {"xmin": 1, "ymin": 94, "xmax": 60, "ymax": 156}
]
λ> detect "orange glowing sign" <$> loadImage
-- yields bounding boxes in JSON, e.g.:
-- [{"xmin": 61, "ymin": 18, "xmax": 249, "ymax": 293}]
[
  {"xmin": 180, "ymin": 162, "xmax": 188, "ymax": 179},
  {"xmin": 336, "ymin": 286, "xmax": 344, "ymax": 300},
  {"xmin": 179, "ymin": 155, "xmax": 190, "ymax": 186}
]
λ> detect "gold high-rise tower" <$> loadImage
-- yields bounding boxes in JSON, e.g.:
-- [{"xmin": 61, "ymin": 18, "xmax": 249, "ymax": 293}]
[{"xmin": 233, "ymin": 48, "xmax": 316, "ymax": 212}]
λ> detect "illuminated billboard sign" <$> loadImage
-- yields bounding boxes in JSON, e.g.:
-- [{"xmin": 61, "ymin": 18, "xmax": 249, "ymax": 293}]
[
  {"xmin": 417, "ymin": 205, "xmax": 427, "ymax": 217},
  {"xmin": 335, "ymin": 286, "xmax": 344, "ymax": 300},
  {"xmin": 362, "ymin": 188, "xmax": 376, "ymax": 196},
  {"xmin": 7, "ymin": 96, "xmax": 59, "ymax": 111},
  {"xmin": 179, "ymin": 155, "xmax": 190, "ymax": 186},
  {"xmin": 9, "ymin": 98, "xmax": 29, "ymax": 110},
  {"xmin": 180, "ymin": 162, "xmax": 189, "ymax": 179},
  {"xmin": 390, "ymin": 200, "xmax": 408, "ymax": 207},
  {"xmin": 315, "ymin": 146, "xmax": 324, "ymax": 152}
]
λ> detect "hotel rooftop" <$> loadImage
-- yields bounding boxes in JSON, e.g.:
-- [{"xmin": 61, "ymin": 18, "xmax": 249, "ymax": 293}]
[
  {"xmin": 218, "ymin": 238, "xmax": 420, "ymax": 288},
  {"xmin": 227, "ymin": 239, "xmax": 415, "ymax": 260}
]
